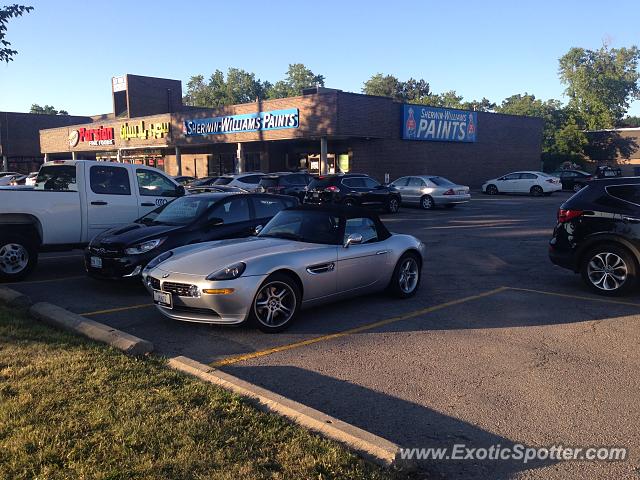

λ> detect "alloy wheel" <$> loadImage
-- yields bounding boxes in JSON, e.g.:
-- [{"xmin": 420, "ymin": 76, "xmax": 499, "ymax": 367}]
[
  {"xmin": 389, "ymin": 198, "xmax": 399, "ymax": 213},
  {"xmin": 254, "ymin": 281, "xmax": 297, "ymax": 328},
  {"xmin": 0, "ymin": 243, "xmax": 29, "ymax": 274},
  {"xmin": 587, "ymin": 252, "xmax": 628, "ymax": 292},
  {"xmin": 421, "ymin": 196, "xmax": 434, "ymax": 209},
  {"xmin": 398, "ymin": 257, "xmax": 419, "ymax": 293},
  {"xmin": 487, "ymin": 185, "xmax": 498, "ymax": 195}
]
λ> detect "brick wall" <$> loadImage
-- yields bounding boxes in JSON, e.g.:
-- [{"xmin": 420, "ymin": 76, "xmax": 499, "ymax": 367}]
[{"xmin": 125, "ymin": 74, "xmax": 183, "ymax": 118}]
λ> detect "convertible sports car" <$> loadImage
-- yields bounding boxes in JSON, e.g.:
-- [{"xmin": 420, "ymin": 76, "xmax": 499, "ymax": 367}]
[{"xmin": 142, "ymin": 206, "xmax": 426, "ymax": 332}]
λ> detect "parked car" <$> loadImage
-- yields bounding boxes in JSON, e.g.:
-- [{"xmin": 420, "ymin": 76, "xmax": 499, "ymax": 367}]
[
  {"xmin": 0, "ymin": 172, "xmax": 22, "ymax": 186},
  {"xmin": 24, "ymin": 172, "xmax": 38, "ymax": 186},
  {"xmin": 8, "ymin": 174, "xmax": 28, "ymax": 186},
  {"xmin": 85, "ymin": 192, "xmax": 297, "ymax": 280},
  {"xmin": 550, "ymin": 170, "xmax": 593, "ymax": 192},
  {"xmin": 142, "ymin": 206, "xmax": 425, "ymax": 332},
  {"xmin": 187, "ymin": 185, "xmax": 248, "ymax": 194},
  {"xmin": 595, "ymin": 165, "xmax": 622, "ymax": 179},
  {"xmin": 303, "ymin": 174, "xmax": 401, "ymax": 213},
  {"xmin": 0, "ymin": 160, "xmax": 184, "ymax": 281},
  {"xmin": 482, "ymin": 171, "xmax": 561, "ymax": 196},
  {"xmin": 549, "ymin": 177, "xmax": 640, "ymax": 295},
  {"xmin": 391, "ymin": 175, "xmax": 470, "ymax": 209},
  {"xmin": 173, "ymin": 175, "xmax": 196, "ymax": 185},
  {"xmin": 186, "ymin": 176, "xmax": 220, "ymax": 188},
  {"xmin": 257, "ymin": 172, "xmax": 312, "ymax": 201},
  {"xmin": 214, "ymin": 172, "xmax": 264, "ymax": 191}
]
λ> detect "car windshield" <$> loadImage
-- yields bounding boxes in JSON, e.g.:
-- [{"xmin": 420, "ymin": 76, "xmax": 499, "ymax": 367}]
[
  {"xmin": 428, "ymin": 176, "xmax": 456, "ymax": 187},
  {"xmin": 137, "ymin": 196, "xmax": 217, "ymax": 226},
  {"xmin": 213, "ymin": 177, "xmax": 233, "ymax": 185},
  {"xmin": 259, "ymin": 210, "xmax": 341, "ymax": 244}
]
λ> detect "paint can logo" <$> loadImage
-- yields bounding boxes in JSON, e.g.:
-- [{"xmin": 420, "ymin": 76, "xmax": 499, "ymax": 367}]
[
  {"xmin": 405, "ymin": 108, "xmax": 416, "ymax": 138},
  {"xmin": 467, "ymin": 113, "xmax": 476, "ymax": 138}
]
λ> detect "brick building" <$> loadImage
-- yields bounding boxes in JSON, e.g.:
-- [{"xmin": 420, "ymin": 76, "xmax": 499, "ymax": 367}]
[
  {"xmin": 1, "ymin": 111, "xmax": 92, "ymax": 172},
  {"xmin": 585, "ymin": 128, "xmax": 640, "ymax": 176},
  {"xmin": 39, "ymin": 74, "xmax": 544, "ymax": 187}
]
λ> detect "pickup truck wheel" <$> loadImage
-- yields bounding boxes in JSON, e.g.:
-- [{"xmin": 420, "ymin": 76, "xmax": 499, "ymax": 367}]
[{"xmin": 0, "ymin": 235, "xmax": 37, "ymax": 281}]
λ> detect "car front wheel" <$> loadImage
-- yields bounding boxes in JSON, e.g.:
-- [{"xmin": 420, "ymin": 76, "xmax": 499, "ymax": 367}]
[
  {"xmin": 388, "ymin": 253, "xmax": 421, "ymax": 298},
  {"xmin": 486, "ymin": 184, "xmax": 498, "ymax": 195},
  {"xmin": 387, "ymin": 196, "xmax": 400, "ymax": 213},
  {"xmin": 250, "ymin": 273, "xmax": 301, "ymax": 333},
  {"xmin": 573, "ymin": 183, "xmax": 583, "ymax": 193},
  {"xmin": 530, "ymin": 185, "xmax": 543, "ymax": 196},
  {"xmin": 0, "ymin": 234, "xmax": 38, "ymax": 282},
  {"xmin": 581, "ymin": 245, "xmax": 636, "ymax": 296},
  {"xmin": 420, "ymin": 195, "xmax": 434, "ymax": 210}
]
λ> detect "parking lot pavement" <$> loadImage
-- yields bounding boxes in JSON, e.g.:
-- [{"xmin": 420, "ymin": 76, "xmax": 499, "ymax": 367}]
[{"xmin": 7, "ymin": 191, "xmax": 640, "ymax": 479}]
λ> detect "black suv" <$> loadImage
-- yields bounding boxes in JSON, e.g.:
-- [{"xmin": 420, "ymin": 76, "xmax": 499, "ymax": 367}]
[
  {"xmin": 303, "ymin": 173, "xmax": 401, "ymax": 213},
  {"xmin": 549, "ymin": 177, "xmax": 640, "ymax": 295},
  {"xmin": 258, "ymin": 172, "xmax": 312, "ymax": 202}
]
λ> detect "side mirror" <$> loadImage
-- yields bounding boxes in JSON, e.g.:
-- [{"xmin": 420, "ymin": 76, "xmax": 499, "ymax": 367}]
[
  {"xmin": 254, "ymin": 225, "xmax": 264, "ymax": 235},
  {"xmin": 343, "ymin": 233, "xmax": 363, "ymax": 248},
  {"xmin": 176, "ymin": 185, "xmax": 186, "ymax": 196},
  {"xmin": 208, "ymin": 217, "xmax": 224, "ymax": 226}
]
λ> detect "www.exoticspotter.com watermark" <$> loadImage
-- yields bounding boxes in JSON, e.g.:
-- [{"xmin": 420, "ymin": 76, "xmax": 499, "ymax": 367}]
[{"xmin": 399, "ymin": 444, "xmax": 628, "ymax": 464}]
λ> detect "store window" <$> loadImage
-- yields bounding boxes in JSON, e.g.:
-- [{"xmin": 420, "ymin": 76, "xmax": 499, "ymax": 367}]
[
  {"xmin": 338, "ymin": 154, "xmax": 350, "ymax": 173},
  {"xmin": 245, "ymin": 153, "xmax": 261, "ymax": 172}
]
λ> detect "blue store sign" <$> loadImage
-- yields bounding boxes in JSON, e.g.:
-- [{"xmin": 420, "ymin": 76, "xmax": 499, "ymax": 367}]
[
  {"xmin": 183, "ymin": 108, "xmax": 299, "ymax": 136},
  {"xmin": 402, "ymin": 104, "xmax": 477, "ymax": 142}
]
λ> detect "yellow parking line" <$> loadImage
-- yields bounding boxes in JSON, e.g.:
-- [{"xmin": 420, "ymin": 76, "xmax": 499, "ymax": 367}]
[
  {"xmin": 3, "ymin": 275, "xmax": 85, "ymax": 286},
  {"xmin": 81, "ymin": 304, "xmax": 153, "ymax": 316},
  {"xmin": 210, "ymin": 286, "xmax": 508, "ymax": 368},
  {"xmin": 506, "ymin": 286, "xmax": 640, "ymax": 308}
]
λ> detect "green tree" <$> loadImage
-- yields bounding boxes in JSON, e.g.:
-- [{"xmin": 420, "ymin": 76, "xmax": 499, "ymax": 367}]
[
  {"xmin": 362, "ymin": 73, "xmax": 405, "ymax": 100},
  {"xmin": 266, "ymin": 63, "xmax": 325, "ymax": 99},
  {"xmin": 461, "ymin": 97, "xmax": 496, "ymax": 112},
  {"xmin": 30, "ymin": 104, "xmax": 68, "ymax": 115},
  {"xmin": 0, "ymin": 4, "xmax": 33, "ymax": 63},
  {"xmin": 618, "ymin": 115, "xmax": 640, "ymax": 127},
  {"xmin": 559, "ymin": 44, "xmax": 640, "ymax": 129},
  {"xmin": 183, "ymin": 68, "xmax": 267, "ymax": 108}
]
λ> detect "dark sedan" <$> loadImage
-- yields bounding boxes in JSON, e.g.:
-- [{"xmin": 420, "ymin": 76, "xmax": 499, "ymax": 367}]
[
  {"xmin": 550, "ymin": 170, "xmax": 593, "ymax": 193},
  {"xmin": 85, "ymin": 192, "xmax": 297, "ymax": 280}
]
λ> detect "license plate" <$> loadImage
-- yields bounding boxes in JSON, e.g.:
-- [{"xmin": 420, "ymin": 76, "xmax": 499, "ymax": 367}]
[
  {"xmin": 90, "ymin": 256, "xmax": 102, "ymax": 268},
  {"xmin": 457, "ymin": 190, "xmax": 467, "ymax": 195},
  {"xmin": 153, "ymin": 289, "xmax": 172, "ymax": 308}
]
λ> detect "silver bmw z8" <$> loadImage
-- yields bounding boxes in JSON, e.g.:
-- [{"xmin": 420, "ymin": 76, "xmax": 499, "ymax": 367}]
[{"xmin": 142, "ymin": 206, "xmax": 426, "ymax": 332}]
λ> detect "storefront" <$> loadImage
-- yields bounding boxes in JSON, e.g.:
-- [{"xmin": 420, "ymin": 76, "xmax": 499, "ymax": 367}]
[{"xmin": 39, "ymin": 74, "xmax": 544, "ymax": 187}]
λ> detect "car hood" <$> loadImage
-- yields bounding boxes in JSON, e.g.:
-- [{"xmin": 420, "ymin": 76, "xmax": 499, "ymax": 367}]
[
  {"xmin": 157, "ymin": 236, "xmax": 326, "ymax": 276},
  {"xmin": 95, "ymin": 223, "xmax": 183, "ymax": 247}
]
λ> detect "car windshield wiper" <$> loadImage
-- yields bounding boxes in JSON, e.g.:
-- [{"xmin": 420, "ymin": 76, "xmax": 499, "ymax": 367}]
[{"xmin": 260, "ymin": 232, "xmax": 302, "ymax": 241}]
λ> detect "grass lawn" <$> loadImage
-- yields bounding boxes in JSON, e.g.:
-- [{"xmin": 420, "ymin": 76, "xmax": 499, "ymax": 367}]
[{"xmin": 0, "ymin": 306, "xmax": 407, "ymax": 480}]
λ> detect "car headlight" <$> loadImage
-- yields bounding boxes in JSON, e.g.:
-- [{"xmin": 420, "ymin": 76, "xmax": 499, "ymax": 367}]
[
  {"xmin": 206, "ymin": 262, "xmax": 246, "ymax": 281},
  {"xmin": 125, "ymin": 238, "xmax": 166, "ymax": 255},
  {"xmin": 144, "ymin": 250, "xmax": 173, "ymax": 271}
]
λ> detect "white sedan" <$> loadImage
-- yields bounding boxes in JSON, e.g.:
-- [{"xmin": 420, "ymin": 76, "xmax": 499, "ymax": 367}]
[{"xmin": 482, "ymin": 171, "xmax": 561, "ymax": 196}]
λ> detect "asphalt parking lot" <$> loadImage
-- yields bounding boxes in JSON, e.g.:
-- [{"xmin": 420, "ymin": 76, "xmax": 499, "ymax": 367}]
[{"xmin": 7, "ymin": 192, "xmax": 640, "ymax": 479}]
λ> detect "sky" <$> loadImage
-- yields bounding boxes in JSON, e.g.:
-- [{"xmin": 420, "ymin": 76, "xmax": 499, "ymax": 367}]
[{"xmin": 0, "ymin": 0, "xmax": 639, "ymax": 116}]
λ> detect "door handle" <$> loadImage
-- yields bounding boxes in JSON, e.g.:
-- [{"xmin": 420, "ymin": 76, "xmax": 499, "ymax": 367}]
[
  {"xmin": 376, "ymin": 250, "xmax": 389, "ymax": 255},
  {"xmin": 141, "ymin": 202, "xmax": 154, "ymax": 207},
  {"xmin": 91, "ymin": 201, "xmax": 108, "ymax": 206},
  {"xmin": 306, "ymin": 262, "xmax": 335, "ymax": 275}
]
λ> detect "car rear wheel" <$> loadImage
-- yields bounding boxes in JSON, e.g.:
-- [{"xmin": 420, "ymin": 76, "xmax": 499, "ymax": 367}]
[
  {"xmin": 420, "ymin": 195, "xmax": 434, "ymax": 210},
  {"xmin": 342, "ymin": 198, "xmax": 356, "ymax": 208},
  {"xmin": 530, "ymin": 185, "xmax": 543, "ymax": 196},
  {"xmin": 388, "ymin": 252, "xmax": 421, "ymax": 298},
  {"xmin": 486, "ymin": 184, "xmax": 498, "ymax": 195},
  {"xmin": 387, "ymin": 196, "xmax": 400, "ymax": 213},
  {"xmin": 581, "ymin": 245, "xmax": 636, "ymax": 296},
  {"xmin": 250, "ymin": 273, "xmax": 301, "ymax": 333},
  {"xmin": 0, "ymin": 234, "xmax": 38, "ymax": 282}
]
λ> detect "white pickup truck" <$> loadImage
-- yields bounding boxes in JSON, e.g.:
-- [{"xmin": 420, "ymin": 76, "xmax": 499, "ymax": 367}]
[{"xmin": 0, "ymin": 160, "xmax": 184, "ymax": 281}]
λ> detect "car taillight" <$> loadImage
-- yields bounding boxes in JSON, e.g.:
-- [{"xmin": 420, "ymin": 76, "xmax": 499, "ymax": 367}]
[
  {"xmin": 324, "ymin": 186, "xmax": 340, "ymax": 192},
  {"xmin": 443, "ymin": 189, "xmax": 455, "ymax": 195},
  {"xmin": 557, "ymin": 209, "xmax": 583, "ymax": 223}
]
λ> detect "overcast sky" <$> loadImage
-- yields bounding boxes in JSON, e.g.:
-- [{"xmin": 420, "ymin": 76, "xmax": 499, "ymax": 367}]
[{"xmin": 0, "ymin": 0, "xmax": 638, "ymax": 116}]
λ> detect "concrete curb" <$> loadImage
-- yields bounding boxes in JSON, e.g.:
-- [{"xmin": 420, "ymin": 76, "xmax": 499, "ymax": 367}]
[
  {"xmin": 0, "ymin": 286, "xmax": 32, "ymax": 309},
  {"xmin": 29, "ymin": 302, "xmax": 153, "ymax": 356},
  {"xmin": 168, "ymin": 355, "xmax": 415, "ymax": 471}
]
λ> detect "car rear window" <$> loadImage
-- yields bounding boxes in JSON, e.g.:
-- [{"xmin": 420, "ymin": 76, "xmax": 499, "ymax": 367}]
[
  {"xmin": 259, "ymin": 177, "xmax": 280, "ymax": 188},
  {"xmin": 429, "ymin": 176, "xmax": 456, "ymax": 187},
  {"xmin": 214, "ymin": 177, "xmax": 233, "ymax": 185},
  {"xmin": 34, "ymin": 165, "xmax": 78, "ymax": 191},
  {"xmin": 308, "ymin": 177, "xmax": 337, "ymax": 189}
]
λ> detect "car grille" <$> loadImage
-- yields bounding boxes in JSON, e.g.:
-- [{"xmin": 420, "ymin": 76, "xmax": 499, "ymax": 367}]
[
  {"xmin": 147, "ymin": 276, "xmax": 161, "ymax": 290},
  {"xmin": 163, "ymin": 281, "xmax": 197, "ymax": 297},
  {"xmin": 171, "ymin": 305, "xmax": 220, "ymax": 316}
]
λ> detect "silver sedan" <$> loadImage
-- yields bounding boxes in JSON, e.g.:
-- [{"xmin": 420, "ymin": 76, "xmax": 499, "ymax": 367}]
[
  {"xmin": 391, "ymin": 175, "xmax": 470, "ymax": 209},
  {"xmin": 142, "ymin": 206, "xmax": 426, "ymax": 332}
]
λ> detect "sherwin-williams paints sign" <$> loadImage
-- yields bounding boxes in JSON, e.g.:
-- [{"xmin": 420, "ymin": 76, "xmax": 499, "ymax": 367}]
[
  {"xmin": 402, "ymin": 104, "xmax": 477, "ymax": 142},
  {"xmin": 183, "ymin": 108, "xmax": 299, "ymax": 136}
]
